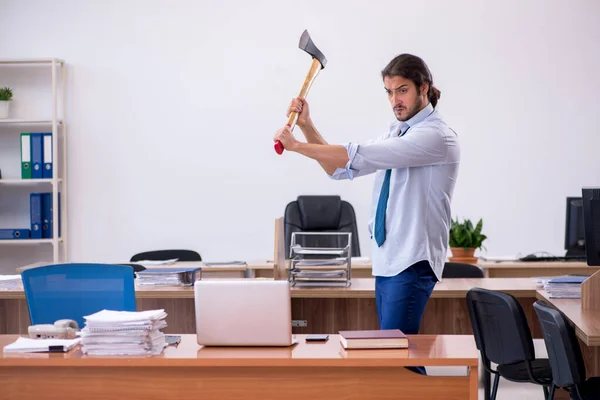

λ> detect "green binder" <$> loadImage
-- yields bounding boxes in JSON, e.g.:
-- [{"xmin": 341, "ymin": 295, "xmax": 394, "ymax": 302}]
[{"xmin": 20, "ymin": 133, "xmax": 31, "ymax": 179}]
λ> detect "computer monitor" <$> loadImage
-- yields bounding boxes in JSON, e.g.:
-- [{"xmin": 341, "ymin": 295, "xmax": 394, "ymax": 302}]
[
  {"xmin": 565, "ymin": 197, "xmax": 586, "ymax": 258},
  {"xmin": 582, "ymin": 188, "xmax": 600, "ymax": 266}
]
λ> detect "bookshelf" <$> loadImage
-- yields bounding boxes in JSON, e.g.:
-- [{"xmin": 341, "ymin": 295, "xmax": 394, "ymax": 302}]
[{"xmin": 0, "ymin": 58, "xmax": 67, "ymax": 264}]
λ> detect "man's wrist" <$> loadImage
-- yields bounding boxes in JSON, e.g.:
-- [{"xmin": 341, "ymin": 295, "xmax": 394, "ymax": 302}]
[
  {"xmin": 288, "ymin": 140, "xmax": 303, "ymax": 152},
  {"xmin": 297, "ymin": 118, "xmax": 313, "ymax": 132}
]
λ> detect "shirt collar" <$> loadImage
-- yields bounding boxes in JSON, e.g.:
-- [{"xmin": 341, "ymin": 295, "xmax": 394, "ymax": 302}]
[{"xmin": 394, "ymin": 103, "xmax": 435, "ymax": 136}]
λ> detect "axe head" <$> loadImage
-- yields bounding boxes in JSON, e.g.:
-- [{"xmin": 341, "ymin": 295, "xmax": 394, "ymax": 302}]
[{"xmin": 299, "ymin": 30, "xmax": 327, "ymax": 69}]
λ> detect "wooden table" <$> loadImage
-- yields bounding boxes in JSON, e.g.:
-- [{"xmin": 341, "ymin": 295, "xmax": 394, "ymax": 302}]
[
  {"xmin": 0, "ymin": 334, "xmax": 479, "ymax": 400},
  {"xmin": 15, "ymin": 259, "xmax": 599, "ymax": 280},
  {"xmin": 15, "ymin": 261, "xmax": 270, "ymax": 279},
  {"xmin": 253, "ymin": 260, "xmax": 600, "ymax": 279},
  {"xmin": 0, "ymin": 278, "xmax": 541, "ymax": 337},
  {"xmin": 480, "ymin": 261, "xmax": 598, "ymax": 278},
  {"xmin": 535, "ymin": 290, "xmax": 600, "ymax": 376}
]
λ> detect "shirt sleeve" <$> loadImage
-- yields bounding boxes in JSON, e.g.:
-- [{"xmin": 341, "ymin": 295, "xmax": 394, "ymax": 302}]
[
  {"xmin": 346, "ymin": 125, "xmax": 449, "ymax": 171},
  {"xmin": 327, "ymin": 143, "xmax": 376, "ymax": 180}
]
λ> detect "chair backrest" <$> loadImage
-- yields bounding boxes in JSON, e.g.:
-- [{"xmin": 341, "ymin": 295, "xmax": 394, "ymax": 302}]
[
  {"xmin": 466, "ymin": 288, "xmax": 536, "ymax": 365},
  {"xmin": 533, "ymin": 301, "xmax": 586, "ymax": 387},
  {"xmin": 21, "ymin": 263, "xmax": 136, "ymax": 328},
  {"xmin": 130, "ymin": 249, "xmax": 202, "ymax": 262},
  {"xmin": 442, "ymin": 262, "xmax": 484, "ymax": 278},
  {"xmin": 284, "ymin": 195, "xmax": 360, "ymax": 258}
]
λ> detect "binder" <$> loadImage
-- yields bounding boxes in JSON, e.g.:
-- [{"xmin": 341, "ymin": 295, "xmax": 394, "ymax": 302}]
[
  {"xmin": 42, "ymin": 192, "xmax": 60, "ymax": 239},
  {"xmin": 31, "ymin": 133, "xmax": 43, "ymax": 179},
  {"xmin": 30, "ymin": 193, "xmax": 43, "ymax": 239},
  {"xmin": 0, "ymin": 229, "xmax": 31, "ymax": 240},
  {"xmin": 43, "ymin": 133, "xmax": 52, "ymax": 179},
  {"xmin": 20, "ymin": 133, "xmax": 31, "ymax": 179}
]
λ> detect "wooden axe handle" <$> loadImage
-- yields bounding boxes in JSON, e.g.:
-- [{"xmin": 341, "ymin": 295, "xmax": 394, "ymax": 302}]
[{"xmin": 275, "ymin": 58, "xmax": 323, "ymax": 154}]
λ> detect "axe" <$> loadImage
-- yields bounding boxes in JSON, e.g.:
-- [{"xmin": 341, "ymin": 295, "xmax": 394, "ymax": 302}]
[{"xmin": 274, "ymin": 30, "xmax": 328, "ymax": 154}]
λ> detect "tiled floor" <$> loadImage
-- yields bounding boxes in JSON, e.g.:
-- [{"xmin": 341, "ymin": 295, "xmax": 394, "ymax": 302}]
[{"xmin": 426, "ymin": 339, "xmax": 552, "ymax": 400}]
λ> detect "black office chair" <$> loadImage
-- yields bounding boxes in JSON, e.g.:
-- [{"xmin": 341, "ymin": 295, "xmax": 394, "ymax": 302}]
[
  {"xmin": 533, "ymin": 301, "xmax": 600, "ymax": 400},
  {"xmin": 466, "ymin": 288, "xmax": 554, "ymax": 400},
  {"xmin": 284, "ymin": 195, "xmax": 360, "ymax": 258},
  {"xmin": 442, "ymin": 262, "xmax": 484, "ymax": 278},
  {"xmin": 130, "ymin": 249, "xmax": 202, "ymax": 262}
]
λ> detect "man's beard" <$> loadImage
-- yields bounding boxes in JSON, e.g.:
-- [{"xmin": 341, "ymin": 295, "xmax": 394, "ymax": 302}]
[{"xmin": 396, "ymin": 96, "xmax": 423, "ymax": 122}]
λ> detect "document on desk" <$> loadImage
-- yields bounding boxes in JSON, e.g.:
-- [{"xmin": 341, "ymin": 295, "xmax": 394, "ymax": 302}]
[
  {"xmin": 135, "ymin": 258, "xmax": 179, "ymax": 267},
  {"xmin": 203, "ymin": 261, "xmax": 247, "ymax": 267},
  {"xmin": 80, "ymin": 309, "xmax": 168, "ymax": 355},
  {"xmin": 0, "ymin": 275, "xmax": 23, "ymax": 290},
  {"xmin": 3, "ymin": 337, "xmax": 81, "ymax": 353},
  {"xmin": 295, "ymin": 259, "xmax": 347, "ymax": 266}
]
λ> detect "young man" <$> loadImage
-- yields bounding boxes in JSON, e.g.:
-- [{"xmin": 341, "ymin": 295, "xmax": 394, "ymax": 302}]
[{"xmin": 274, "ymin": 54, "xmax": 460, "ymax": 373}]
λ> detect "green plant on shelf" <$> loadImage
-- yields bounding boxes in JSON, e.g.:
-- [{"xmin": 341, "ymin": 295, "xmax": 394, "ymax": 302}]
[
  {"xmin": 449, "ymin": 217, "xmax": 487, "ymax": 251},
  {"xmin": 0, "ymin": 87, "xmax": 13, "ymax": 101}
]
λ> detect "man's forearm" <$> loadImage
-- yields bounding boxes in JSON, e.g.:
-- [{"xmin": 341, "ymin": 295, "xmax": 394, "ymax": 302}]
[
  {"xmin": 299, "ymin": 120, "xmax": 328, "ymax": 145},
  {"xmin": 291, "ymin": 142, "xmax": 349, "ymax": 176},
  {"xmin": 298, "ymin": 120, "xmax": 338, "ymax": 173}
]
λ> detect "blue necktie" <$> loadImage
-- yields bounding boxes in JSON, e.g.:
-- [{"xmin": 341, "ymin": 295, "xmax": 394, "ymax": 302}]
[
  {"xmin": 374, "ymin": 124, "xmax": 408, "ymax": 247},
  {"xmin": 374, "ymin": 168, "xmax": 391, "ymax": 247}
]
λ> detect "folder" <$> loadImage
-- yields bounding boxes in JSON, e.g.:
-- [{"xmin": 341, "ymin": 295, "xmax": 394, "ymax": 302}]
[
  {"xmin": 0, "ymin": 229, "xmax": 31, "ymax": 240},
  {"xmin": 31, "ymin": 133, "xmax": 43, "ymax": 179},
  {"xmin": 43, "ymin": 133, "xmax": 52, "ymax": 179},
  {"xmin": 20, "ymin": 133, "xmax": 31, "ymax": 179},
  {"xmin": 30, "ymin": 193, "xmax": 43, "ymax": 239},
  {"xmin": 42, "ymin": 192, "xmax": 60, "ymax": 239}
]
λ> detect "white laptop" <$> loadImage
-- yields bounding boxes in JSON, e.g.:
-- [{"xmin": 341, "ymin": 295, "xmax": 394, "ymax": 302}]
[{"xmin": 194, "ymin": 279, "xmax": 295, "ymax": 346}]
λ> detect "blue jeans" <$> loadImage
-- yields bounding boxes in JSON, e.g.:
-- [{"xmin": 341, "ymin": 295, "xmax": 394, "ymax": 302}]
[{"xmin": 375, "ymin": 260, "xmax": 438, "ymax": 375}]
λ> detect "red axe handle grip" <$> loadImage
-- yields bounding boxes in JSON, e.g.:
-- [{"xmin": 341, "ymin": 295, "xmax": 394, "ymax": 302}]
[{"xmin": 275, "ymin": 58, "xmax": 323, "ymax": 155}]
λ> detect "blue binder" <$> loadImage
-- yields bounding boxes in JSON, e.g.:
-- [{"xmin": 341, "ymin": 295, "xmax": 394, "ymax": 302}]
[
  {"xmin": 42, "ymin": 133, "xmax": 53, "ymax": 179},
  {"xmin": 42, "ymin": 192, "xmax": 60, "ymax": 238},
  {"xmin": 30, "ymin": 193, "xmax": 43, "ymax": 239},
  {"xmin": 31, "ymin": 133, "xmax": 43, "ymax": 179},
  {"xmin": 0, "ymin": 229, "xmax": 31, "ymax": 240}
]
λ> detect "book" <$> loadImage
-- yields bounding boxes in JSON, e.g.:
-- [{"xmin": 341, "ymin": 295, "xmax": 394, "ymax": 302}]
[{"xmin": 338, "ymin": 329, "xmax": 408, "ymax": 349}]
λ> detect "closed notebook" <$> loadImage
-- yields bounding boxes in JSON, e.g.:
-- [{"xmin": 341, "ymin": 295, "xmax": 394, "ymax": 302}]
[{"xmin": 338, "ymin": 329, "xmax": 408, "ymax": 349}]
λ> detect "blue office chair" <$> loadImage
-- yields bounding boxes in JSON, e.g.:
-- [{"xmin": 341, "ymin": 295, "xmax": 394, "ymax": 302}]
[{"xmin": 21, "ymin": 263, "xmax": 137, "ymax": 329}]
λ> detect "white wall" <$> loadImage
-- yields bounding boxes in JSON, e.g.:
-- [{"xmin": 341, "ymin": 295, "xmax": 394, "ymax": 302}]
[{"xmin": 0, "ymin": 0, "xmax": 599, "ymax": 273}]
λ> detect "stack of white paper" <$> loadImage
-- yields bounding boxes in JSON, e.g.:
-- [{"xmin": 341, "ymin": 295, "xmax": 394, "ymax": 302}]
[
  {"xmin": 544, "ymin": 276, "xmax": 587, "ymax": 299},
  {"xmin": 0, "ymin": 275, "xmax": 23, "ymax": 290},
  {"xmin": 80, "ymin": 309, "xmax": 168, "ymax": 356}
]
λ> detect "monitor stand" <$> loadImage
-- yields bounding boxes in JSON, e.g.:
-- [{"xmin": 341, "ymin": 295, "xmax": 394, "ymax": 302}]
[{"xmin": 565, "ymin": 248, "xmax": 587, "ymax": 259}]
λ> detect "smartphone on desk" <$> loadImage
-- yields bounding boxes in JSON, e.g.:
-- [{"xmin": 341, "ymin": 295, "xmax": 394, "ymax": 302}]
[
  {"xmin": 306, "ymin": 334, "xmax": 329, "ymax": 342},
  {"xmin": 166, "ymin": 335, "xmax": 181, "ymax": 346}
]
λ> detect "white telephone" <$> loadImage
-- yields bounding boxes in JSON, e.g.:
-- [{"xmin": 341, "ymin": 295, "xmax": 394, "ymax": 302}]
[{"xmin": 28, "ymin": 319, "xmax": 79, "ymax": 339}]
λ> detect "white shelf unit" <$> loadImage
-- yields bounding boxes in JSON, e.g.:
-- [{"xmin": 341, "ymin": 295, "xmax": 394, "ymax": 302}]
[{"xmin": 0, "ymin": 58, "xmax": 67, "ymax": 264}]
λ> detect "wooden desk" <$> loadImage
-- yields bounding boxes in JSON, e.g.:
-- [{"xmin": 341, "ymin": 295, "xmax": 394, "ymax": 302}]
[
  {"xmin": 251, "ymin": 260, "xmax": 600, "ymax": 279},
  {"xmin": 15, "ymin": 261, "xmax": 272, "ymax": 278},
  {"xmin": 0, "ymin": 278, "xmax": 541, "ymax": 337},
  {"xmin": 535, "ymin": 290, "xmax": 600, "ymax": 376},
  {"xmin": 0, "ymin": 334, "xmax": 478, "ymax": 400},
  {"xmin": 15, "ymin": 260, "xmax": 599, "ymax": 280},
  {"xmin": 480, "ymin": 261, "xmax": 599, "ymax": 278}
]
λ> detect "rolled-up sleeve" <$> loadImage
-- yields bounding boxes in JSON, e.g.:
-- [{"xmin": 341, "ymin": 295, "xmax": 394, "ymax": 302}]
[
  {"xmin": 348, "ymin": 126, "xmax": 448, "ymax": 171},
  {"xmin": 328, "ymin": 142, "xmax": 376, "ymax": 180}
]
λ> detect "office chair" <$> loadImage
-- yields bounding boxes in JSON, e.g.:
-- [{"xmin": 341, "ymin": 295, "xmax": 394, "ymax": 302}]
[
  {"xmin": 533, "ymin": 301, "xmax": 600, "ymax": 400},
  {"xmin": 442, "ymin": 262, "xmax": 484, "ymax": 278},
  {"xmin": 130, "ymin": 249, "xmax": 202, "ymax": 262},
  {"xmin": 466, "ymin": 288, "xmax": 554, "ymax": 400},
  {"xmin": 284, "ymin": 195, "xmax": 360, "ymax": 258},
  {"xmin": 21, "ymin": 263, "xmax": 137, "ymax": 329}
]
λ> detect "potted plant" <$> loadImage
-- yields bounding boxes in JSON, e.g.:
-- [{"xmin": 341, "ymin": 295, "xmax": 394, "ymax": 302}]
[
  {"xmin": 448, "ymin": 217, "xmax": 487, "ymax": 262},
  {"xmin": 0, "ymin": 87, "xmax": 13, "ymax": 119}
]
